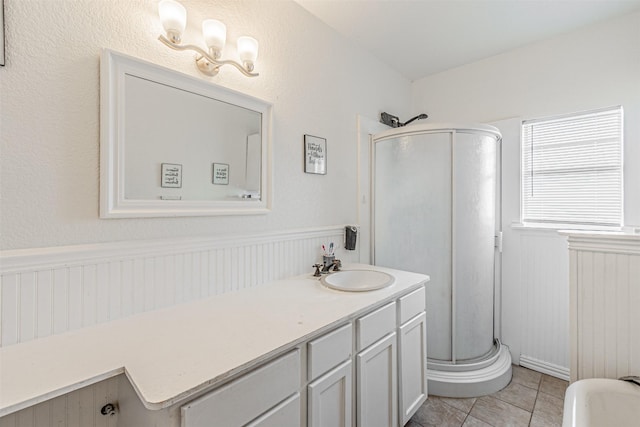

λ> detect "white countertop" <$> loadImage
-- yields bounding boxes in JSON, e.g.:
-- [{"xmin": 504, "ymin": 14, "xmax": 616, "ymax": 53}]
[{"xmin": 0, "ymin": 264, "xmax": 429, "ymax": 416}]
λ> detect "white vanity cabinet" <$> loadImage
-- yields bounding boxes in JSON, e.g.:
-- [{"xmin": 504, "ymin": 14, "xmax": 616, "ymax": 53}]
[
  {"xmin": 397, "ymin": 287, "xmax": 428, "ymax": 426},
  {"xmin": 111, "ymin": 280, "xmax": 428, "ymax": 427},
  {"xmin": 116, "ymin": 284, "xmax": 428, "ymax": 427}
]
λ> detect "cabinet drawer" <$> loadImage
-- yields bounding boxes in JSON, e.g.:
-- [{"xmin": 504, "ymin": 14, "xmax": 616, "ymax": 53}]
[
  {"xmin": 308, "ymin": 323, "xmax": 352, "ymax": 380},
  {"xmin": 181, "ymin": 350, "xmax": 300, "ymax": 427},
  {"xmin": 398, "ymin": 287, "xmax": 426, "ymax": 324},
  {"xmin": 357, "ymin": 302, "xmax": 396, "ymax": 351},
  {"xmin": 245, "ymin": 393, "xmax": 301, "ymax": 427}
]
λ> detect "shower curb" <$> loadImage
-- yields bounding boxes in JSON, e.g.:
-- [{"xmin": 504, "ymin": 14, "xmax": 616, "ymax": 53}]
[{"xmin": 427, "ymin": 344, "xmax": 513, "ymax": 398}]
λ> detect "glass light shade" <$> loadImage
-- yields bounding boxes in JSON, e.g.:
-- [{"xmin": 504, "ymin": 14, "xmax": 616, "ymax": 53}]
[
  {"xmin": 159, "ymin": 0, "xmax": 187, "ymax": 39},
  {"xmin": 237, "ymin": 36, "xmax": 259, "ymax": 63},
  {"xmin": 202, "ymin": 19, "xmax": 227, "ymax": 51}
]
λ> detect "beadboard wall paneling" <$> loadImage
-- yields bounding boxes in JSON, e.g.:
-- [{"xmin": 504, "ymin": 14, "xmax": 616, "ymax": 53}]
[
  {"xmin": 566, "ymin": 232, "xmax": 640, "ymax": 382},
  {"xmin": 518, "ymin": 231, "xmax": 570, "ymax": 380},
  {"xmin": 0, "ymin": 226, "xmax": 358, "ymax": 347},
  {"xmin": 0, "ymin": 376, "xmax": 120, "ymax": 427}
]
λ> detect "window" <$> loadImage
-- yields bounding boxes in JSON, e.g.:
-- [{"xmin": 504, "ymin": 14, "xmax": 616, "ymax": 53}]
[{"xmin": 521, "ymin": 106, "xmax": 623, "ymax": 228}]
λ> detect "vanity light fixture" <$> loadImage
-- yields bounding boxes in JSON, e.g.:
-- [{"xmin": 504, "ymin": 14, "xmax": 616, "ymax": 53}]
[{"xmin": 157, "ymin": 0, "xmax": 259, "ymax": 77}]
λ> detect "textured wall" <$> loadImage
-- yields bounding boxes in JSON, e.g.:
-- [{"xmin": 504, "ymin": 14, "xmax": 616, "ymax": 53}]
[{"xmin": 0, "ymin": 0, "xmax": 411, "ymax": 250}]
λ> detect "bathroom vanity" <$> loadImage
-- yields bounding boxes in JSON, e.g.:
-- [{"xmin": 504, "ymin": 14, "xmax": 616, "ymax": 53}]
[{"xmin": 0, "ymin": 265, "xmax": 429, "ymax": 427}]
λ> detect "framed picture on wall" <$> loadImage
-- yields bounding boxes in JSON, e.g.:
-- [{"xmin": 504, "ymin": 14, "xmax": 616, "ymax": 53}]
[
  {"xmin": 304, "ymin": 134, "xmax": 326, "ymax": 175},
  {"xmin": 161, "ymin": 163, "xmax": 182, "ymax": 188},
  {"xmin": 212, "ymin": 163, "xmax": 229, "ymax": 185}
]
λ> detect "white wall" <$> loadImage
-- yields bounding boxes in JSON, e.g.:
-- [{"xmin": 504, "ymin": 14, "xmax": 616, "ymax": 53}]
[
  {"xmin": 0, "ymin": 0, "xmax": 411, "ymax": 251},
  {"xmin": 412, "ymin": 11, "xmax": 640, "ymax": 227},
  {"xmin": 411, "ymin": 11, "xmax": 640, "ymax": 376}
]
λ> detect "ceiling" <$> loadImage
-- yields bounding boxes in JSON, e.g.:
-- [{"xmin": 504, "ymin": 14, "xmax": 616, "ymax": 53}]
[{"xmin": 295, "ymin": 0, "xmax": 640, "ymax": 81}]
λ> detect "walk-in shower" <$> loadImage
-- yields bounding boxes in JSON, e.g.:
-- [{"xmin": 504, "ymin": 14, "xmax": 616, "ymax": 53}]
[{"xmin": 371, "ymin": 123, "xmax": 512, "ymax": 397}]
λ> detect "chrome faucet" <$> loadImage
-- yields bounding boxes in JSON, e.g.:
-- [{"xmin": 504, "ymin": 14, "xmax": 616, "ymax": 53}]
[
  {"xmin": 312, "ymin": 259, "xmax": 342, "ymax": 276},
  {"xmin": 322, "ymin": 259, "xmax": 341, "ymax": 273}
]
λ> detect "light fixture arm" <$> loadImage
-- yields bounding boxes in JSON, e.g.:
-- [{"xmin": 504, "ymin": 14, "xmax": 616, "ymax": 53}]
[{"xmin": 158, "ymin": 35, "xmax": 259, "ymax": 77}]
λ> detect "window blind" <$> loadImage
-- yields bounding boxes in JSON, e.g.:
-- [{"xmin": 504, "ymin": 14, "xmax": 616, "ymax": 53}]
[{"xmin": 521, "ymin": 106, "xmax": 623, "ymax": 227}]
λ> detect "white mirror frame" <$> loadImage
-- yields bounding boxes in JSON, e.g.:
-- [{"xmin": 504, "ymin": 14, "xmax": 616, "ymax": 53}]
[{"xmin": 100, "ymin": 49, "xmax": 272, "ymax": 218}]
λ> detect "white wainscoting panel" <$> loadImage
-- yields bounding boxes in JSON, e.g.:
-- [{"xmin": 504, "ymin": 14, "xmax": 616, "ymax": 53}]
[
  {"xmin": 0, "ymin": 226, "xmax": 358, "ymax": 426},
  {"xmin": 0, "ymin": 376, "xmax": 120, "ymax": 427},
  {"xmin": 517, "ymin": 230, "xmax": 570, "ymax": 380},
  {"xmin": 0, "ymin": 226, "xmax": 357, "ymax": 348},
  {"xmin": 566, "ymin": 232, "xmax": 640, "ymax": 382}
]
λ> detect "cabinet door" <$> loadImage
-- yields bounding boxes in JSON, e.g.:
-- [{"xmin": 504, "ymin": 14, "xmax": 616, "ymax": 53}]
[
  {"xmin": 308, "ymin": 360, "xmax": 353, "ymax": 427},
  {"xmin": 356, "ymin": 332, "xmax": 397, "ymax": 427},
  {"xmin": 245, "ymin": 393, "xmax": 301, "ymax": 427},
  {"xmin": 398, "ymin": 312, "xmax": 427, "ymax": 425}
]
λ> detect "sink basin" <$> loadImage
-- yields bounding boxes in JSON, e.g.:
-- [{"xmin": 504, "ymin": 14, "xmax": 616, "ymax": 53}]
[{"xmin": 320, "ymin": 270, "xmax": 395, "ymax": 292}]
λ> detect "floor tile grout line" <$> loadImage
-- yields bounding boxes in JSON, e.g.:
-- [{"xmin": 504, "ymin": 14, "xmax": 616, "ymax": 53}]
[
  {"xmin": 528, "ymin": 386, "xmax": 540, "ymax": 427},
  {"xmin": 513, "ymin": 380, "xmax": 542, "ymax": 392},
  {"xmin": 537, "ymin": 389, "xmax": 566, "ymax": 401},
  {"xmin": 491, "ymin": 391, "xmax": 536, "ymax": 413},
  {"xmin": 436, "ymin": 397, "xmax": 474, "ymax": 415},
  {"xmin": 459, "ymin": 400, "xmax": 479, "ymax": 427},
  {"xmin": 432, "ymin": 397, "xmax": 475, "ymax": 426}
]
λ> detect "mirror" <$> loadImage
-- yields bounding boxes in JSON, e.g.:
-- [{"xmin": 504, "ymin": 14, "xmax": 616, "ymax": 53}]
[{"xmin": 100, "ymin": 49, "xmax": 272, "ymax": 218}]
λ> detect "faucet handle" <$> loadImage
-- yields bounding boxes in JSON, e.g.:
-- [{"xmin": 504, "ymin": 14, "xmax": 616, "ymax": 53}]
[
  {"xmin": 312, "ymin": 264, "xmax": 323, "ymax": 277},
  {"xmin": 333, "ymin": 259, "xmax": 342, "ymax": 271}
]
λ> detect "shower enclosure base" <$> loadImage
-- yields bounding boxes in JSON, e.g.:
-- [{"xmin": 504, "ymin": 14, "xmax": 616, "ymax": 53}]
[{"xmin": 427, "ymin": 344, "xmax": 512, "ymax": 398}]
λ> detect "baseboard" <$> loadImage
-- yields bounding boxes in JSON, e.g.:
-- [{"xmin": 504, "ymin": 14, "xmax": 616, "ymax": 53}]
[{"xmin": 519, "ymin": 355, "xmax": 570, "ymax": 381}]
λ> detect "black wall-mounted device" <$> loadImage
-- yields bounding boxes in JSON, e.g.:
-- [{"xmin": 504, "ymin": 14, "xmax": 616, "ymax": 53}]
[{"xmin": 345, "ymin": 226, "xmax": 357, "ymax": 251}]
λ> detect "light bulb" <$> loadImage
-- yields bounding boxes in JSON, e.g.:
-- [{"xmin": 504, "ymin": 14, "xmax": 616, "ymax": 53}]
[
  {"xmin": 237, "ymin": 36, "xmax": 259, "ymax": 71},
  {"xmin": 202, "ymin": 19, "xmax": 227, "ymax": 58},
  {"xmin": 159, "ymin": 0, "xmax": 187, "ymax": 43}
]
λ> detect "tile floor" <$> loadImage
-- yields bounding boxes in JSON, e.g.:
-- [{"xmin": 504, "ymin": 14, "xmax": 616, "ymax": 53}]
[{"xmin": 408, "ymin": 365, "xmax": 569, "ymax": 427}]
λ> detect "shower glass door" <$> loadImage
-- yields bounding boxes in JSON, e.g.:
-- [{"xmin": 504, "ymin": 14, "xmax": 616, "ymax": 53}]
[
  {"xmin": 373, "ymin": 130, "xmax": 497, "ymax": 364},
  {"xmin": 374, "ymin": 132, "xmax": 453, "ymax": 361},
  {"xmin": 452, "ymin": 132, "xmax": 497, "ymax": 361}
]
